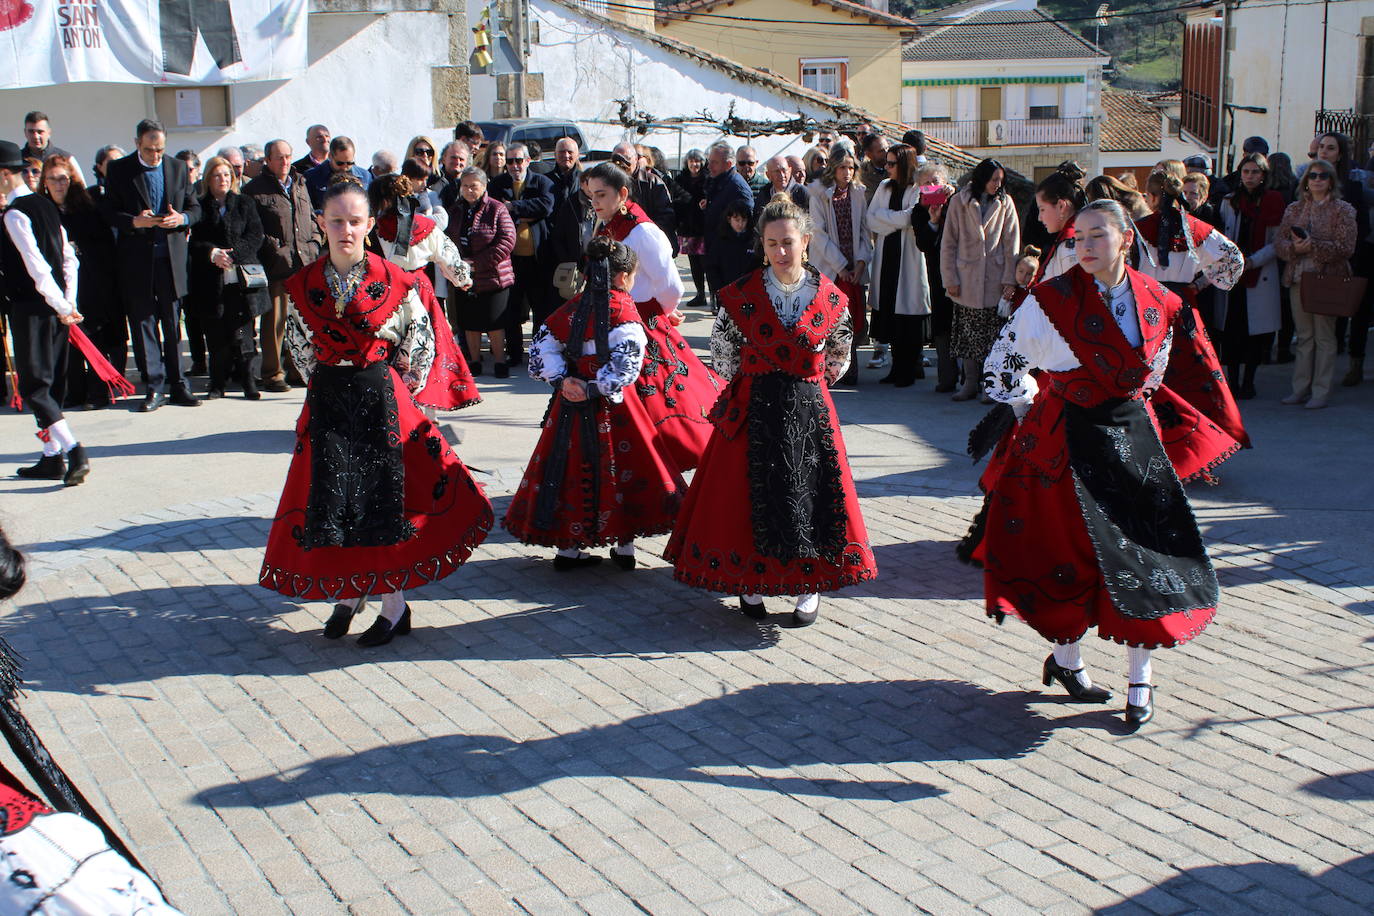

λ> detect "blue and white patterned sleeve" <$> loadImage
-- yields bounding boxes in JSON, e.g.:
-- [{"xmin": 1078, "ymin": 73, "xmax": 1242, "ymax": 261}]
[
  {"xmin": 394, "ymin": 289, "xmax": 435, "ymax": 394},
  {"xmin": 283, "ymin": 303, "xmax": 317, "ymax": 383},
  {"xmin": 528, "ymin": 324, "xmax": 568, "ymax": 386},
  {"xmin": 1197, "ymin": 227, "xmax": 1245, "ymax": 291},
  {"xmin": 709, "ymin": 309, "xmax": 744, "ymax": 381},
  {"xmin": 594, "ymin": 322, "xmax": 648, "ymax": 404},
  {"xmin": 983, "ymin": 294, "xmax": 1060, "ymax": 417}
]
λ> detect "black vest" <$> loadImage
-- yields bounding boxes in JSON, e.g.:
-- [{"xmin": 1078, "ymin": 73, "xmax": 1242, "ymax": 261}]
[{"xmin": 1, "ymin": 192, "xmax": 67, "ymax": 305}]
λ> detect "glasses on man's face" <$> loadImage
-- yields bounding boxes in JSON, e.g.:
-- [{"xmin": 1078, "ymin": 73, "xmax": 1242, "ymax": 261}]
[
  {"xmin": 739, "ymin": 160, "xmax": 757, "ymax": 166},
  {"xmin": 414, "ymin": 148, "xmax": 434, "ymax": 157},
  {"xmin": 333, "ymin": 160, "xmax": 354, "ymax": 169},
  {"xmin": 508, "ymin": 156, "xmax": 527, "ymax": 165},
  {"xmin": 818, "ymin": 138, "xmax": 833, "ymax": 146}
]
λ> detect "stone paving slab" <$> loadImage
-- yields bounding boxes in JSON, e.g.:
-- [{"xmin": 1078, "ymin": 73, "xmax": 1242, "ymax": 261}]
[{"xmin": 4, "ymin": 477, "xmax": 1373, "ymax": 915}]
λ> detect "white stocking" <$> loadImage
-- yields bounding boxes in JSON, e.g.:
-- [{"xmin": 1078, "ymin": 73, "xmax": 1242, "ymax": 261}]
[
  {"xmin": 1052, "ymin": 641, "xmax": 1095, "ymax": 690},
  {"xmin": 47, "ymin": 419, "xmax": 78, "ymax": 452},
  {"xmin": 40, "ymin": 438, "xmax": 60, "ymax": 457},
  {"xmin": 741, "ymin": 593, "xmax": 764, "ymax": 606},
  {"xmin": 1127, "ymin": 647, "xmax": 1153, "ymax": 706},
  {"xmin": 794, "ymin": 593, "xmax": 819, "ymax": 615},
  {"xmin": 557, "ymin": 547, "xmax": 592, "ymax": 559},
  {"xmin": 380, "ymin": 590, "xmax": 407, "ymax": 624},
  {"xmin": 613, "ymin": 541, "xmax": 635, "ymax": 557}
]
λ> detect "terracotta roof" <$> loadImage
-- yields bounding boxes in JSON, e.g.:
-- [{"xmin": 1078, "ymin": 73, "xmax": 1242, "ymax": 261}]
[
  {"xmin": 549, "ymin": 0, "xmax": 981, "ymax": 172},
  {"xmin": 1100, "ymin": 88, "xmax": 1163, "ymax": 153},
  {"xmin": 657, "ymin": 0, "xmax": 917, "ymax": 30},
  {"xmin": 903, "ymin": 6, "xmax": 1108, "ymax": 61}
]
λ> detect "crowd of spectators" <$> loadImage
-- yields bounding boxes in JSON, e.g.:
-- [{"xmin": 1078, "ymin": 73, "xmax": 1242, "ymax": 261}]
[{"xmin": 2, "ymin": 109, "xmax": 1369, "ymax": 416}]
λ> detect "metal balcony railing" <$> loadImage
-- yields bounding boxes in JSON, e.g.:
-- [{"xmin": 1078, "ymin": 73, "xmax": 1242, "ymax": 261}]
[
  {"xmin": 907, "ymin": 117, "xmax": 1093, "ymax": 148},
  {"xmin": 1315, "ymin": 110, "xmax": 1374, "ymax": 160}
]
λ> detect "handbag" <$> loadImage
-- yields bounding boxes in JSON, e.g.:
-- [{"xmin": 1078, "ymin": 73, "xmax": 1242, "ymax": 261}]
[
  {"xmin": 552, "ymin": 261, "xmax": 585, "ymax": 300},
  {"xmin": 1300, "ymin": 271, "xmax": 1366, "ymax": 317},
  {"xmin": 237, "ymin": 263, "xmax": 269, "ymax": 290}
]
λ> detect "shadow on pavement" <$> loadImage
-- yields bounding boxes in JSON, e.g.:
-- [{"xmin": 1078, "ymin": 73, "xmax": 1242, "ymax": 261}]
[
  {"xmin": 0, "ymin": 430, "xmax": 296, "ymax": 464},
  {"xmin": 1094, "ymin": 854, "xmax": 1374, "ymax": 914},
  {"xmin": 192, "ymin": 679, "xmax": 1100, "ymax": 806},
  {"xmin": 1303, "ymin": 770, "xmax": 1374, "ymax": 801}
]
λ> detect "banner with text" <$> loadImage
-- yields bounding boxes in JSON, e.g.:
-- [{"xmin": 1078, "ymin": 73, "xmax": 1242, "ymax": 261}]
[{"xmin": 0, "ymin": 0, "xmax": 309, "ymax": 88}]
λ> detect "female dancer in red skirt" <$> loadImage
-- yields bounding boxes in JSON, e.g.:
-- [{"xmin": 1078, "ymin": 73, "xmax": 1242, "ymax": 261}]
[
  {"xmin": 584, "ymin": 162, "xmax": 722, "ymax": 472},
  {"xmin": 260, "ymin": 181, "xmax": 494, "ymax": 647},
  {"xmin": 976, "ymin": 200, "xmax": 1236, "ymax": 728},
  {"xmin": 665, "ymin": 195, "xmax": 878, "ymax": 627},
  {"xmin": 368, "ymin": 174, "xmax": 481, "ymax": 415},
  {"xmin": 504, "ymin": 237, "xmax": 685, "ymax": 570}
]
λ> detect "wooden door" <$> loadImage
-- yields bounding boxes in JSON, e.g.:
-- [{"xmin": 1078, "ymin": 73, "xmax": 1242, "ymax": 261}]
[{"xmin": 980, "ymin": 87, "xmax": 1002, "ymax": 145}]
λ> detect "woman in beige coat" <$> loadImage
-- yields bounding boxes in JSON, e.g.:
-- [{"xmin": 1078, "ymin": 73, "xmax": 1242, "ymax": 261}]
[{"xmin": 940, "ymin": 158, "xmax": 1020, "ymax": 400}]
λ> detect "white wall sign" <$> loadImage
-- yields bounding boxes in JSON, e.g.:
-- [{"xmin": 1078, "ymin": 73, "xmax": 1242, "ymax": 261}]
[{"xmin": 0, "ymin": 0, "xmax": 309, "ymax": 88}]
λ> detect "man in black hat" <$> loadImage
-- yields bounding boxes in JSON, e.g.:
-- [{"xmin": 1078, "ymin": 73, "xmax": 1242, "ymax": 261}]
[
  {"xmin": 0, "ymin": 140, "xmax": 91, "ymax": 485},
  {"xmin": 100, "ymin": 118, "xmax": 202, "ymax": 411}
]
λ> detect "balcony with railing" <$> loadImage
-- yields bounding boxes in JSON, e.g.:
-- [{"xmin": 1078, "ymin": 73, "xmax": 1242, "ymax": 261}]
[
  {"xmin": 906, "ymin": 117, "xmax": 1093, "ymax": 148},
  {"xmin": 1316, "ymin": 110, "xmax": 1374, "ymax": 159}
]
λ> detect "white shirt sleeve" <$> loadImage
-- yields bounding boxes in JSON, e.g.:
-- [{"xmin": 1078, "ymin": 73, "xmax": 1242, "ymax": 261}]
[
  {"xmin": 389, "ymin": 288, "xmax": 435, "ymax": 394},
  {"xmin": 528, "ymin": 323, "xmax": 568, "ymax": 385},
  {"xmin": 592, "ymin": 321, "xmax": 647, "ymax": 404},
  {"xmin": 3, "ymin": 209, "xmax": 76, "ymax": 317},
  {"xmin": 625, "ymin": 222, "xmax": 683, "ymax": 307},
  {"xmin": 982, "ymin": 294, "xmax": 1073, "ymax": 416}
]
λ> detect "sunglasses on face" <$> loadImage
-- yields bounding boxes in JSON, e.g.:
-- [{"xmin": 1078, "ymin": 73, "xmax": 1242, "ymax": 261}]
[
  {"xmin": 1308, "ymin": 172, "xmax": 1333, "ymax": 181},
  {"xmin": 414, "ymin": 148, "xmax": 434, "ymax": 156},
  {"xmin": 23, "ymin": 168, "xmax": 39, "ymax": 177},
  {"xmin": 508, "ymin": 156, "xmax": 527, "ymax": 164},
  {"xmin": 333, "ymin": 160, "xmax": 354, "ymax": 169}
]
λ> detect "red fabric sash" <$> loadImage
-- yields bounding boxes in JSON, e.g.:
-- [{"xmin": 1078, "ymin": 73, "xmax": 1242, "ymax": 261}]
[
  {"xmin": 69, "ymin": 324, "xmax": 136, "ymax": 402},
  {"xmin": 285, "ymin": 254, "xmax": 412, "ymax": 367}
]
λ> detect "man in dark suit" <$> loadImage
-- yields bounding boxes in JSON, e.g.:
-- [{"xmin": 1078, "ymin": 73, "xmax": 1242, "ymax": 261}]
[
  {"xmin": 489, "ymin": 143, "xmax": 555, "ymax": 365},
  {"xmin": 100, "ymin": 118, "xmax": 203, "ymax": 411},
  {"xmin": 304, "ymin": 136, "xmax": 372, "ymax": 210}
]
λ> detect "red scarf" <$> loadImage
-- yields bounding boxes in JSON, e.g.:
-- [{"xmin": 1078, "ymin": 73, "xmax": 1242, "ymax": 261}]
[{"xmin": 1231, "ymin": 189, "xmax": 1285, "ymax": 288}]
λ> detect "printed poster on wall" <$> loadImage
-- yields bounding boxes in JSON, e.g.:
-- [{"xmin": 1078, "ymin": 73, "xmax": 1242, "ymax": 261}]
[{"xmin": 0, "ymin": 0, "xmax": 309, "ymax": 88}]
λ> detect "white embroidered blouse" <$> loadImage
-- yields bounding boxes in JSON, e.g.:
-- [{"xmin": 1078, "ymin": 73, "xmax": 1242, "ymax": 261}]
[
  {"xmin": 983, "ymin": 276, "xmax": 1171, "ymax": 417},
  {"xmin": 708, "ymin": 268, "xmax": 853, "ymax": 384},
  {"xmin": 527, "ymin": 316, "xmax": 648, "ymax": 404}
]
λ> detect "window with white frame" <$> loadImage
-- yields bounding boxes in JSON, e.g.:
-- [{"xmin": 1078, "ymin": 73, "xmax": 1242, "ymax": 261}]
[
  {"xmin": 920, "ymin": 87, "xmax": 953, "ymax": 121},
  {"xmin": 801, "ymin": 59, "xmax": 847, "ymax": 99},
  {"xmin": 1028, "ymin": 84, "xmax": 1061, "ymax": 119}
]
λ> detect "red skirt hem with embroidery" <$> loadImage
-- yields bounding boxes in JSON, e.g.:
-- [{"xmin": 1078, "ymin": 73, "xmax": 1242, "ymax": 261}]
[
  {"xmin": 635, "ymin": 305, "xmax": 723, "ymax": 472},
  {"xmin": 413, "ymin": 273, "xmax": 482, "ymax": 411},
  {"xmin": 259, "ymin": 369, "xmax": 493, "ymax": 601},
  {"xmin": 664, "ymin": 394, "xmax": 877, "ymax": 596},
  {"xmin": 503, "ymin": 390, "xmax": 685, "ymax": 549}
]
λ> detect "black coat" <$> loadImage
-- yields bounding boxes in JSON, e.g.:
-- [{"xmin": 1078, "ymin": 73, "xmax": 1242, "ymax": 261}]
[
  {"xmin": 188, "ymin": 192, "xmax": 269, "ymax": 323},
  {"xmin": 488, "ymin": 170, "xmax": 556, "ymax": 257},
  {"xmin": 100, "ymin": 152, "xmax": 201, "ymax": 301},
  {"xmin": 58, "ymin": 204, "xmax": 120, "ymax": 326},
  {"xmin": 914, "ymin": 205, "xmax": 953, "ymax": 338},
  {"xmin": 674, "ymin": 168, "xmax": 707, "ymax": 237}
]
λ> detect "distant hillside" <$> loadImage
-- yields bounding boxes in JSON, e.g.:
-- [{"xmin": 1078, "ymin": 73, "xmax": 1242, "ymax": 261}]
[{"xmin": 898, "ymin": 0, "xmax": 1181, "ymax": 91}]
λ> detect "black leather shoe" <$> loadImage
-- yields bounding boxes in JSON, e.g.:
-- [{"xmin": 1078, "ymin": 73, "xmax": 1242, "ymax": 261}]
[
  {"xmin": 879, "ymin": 373, "xmax": 897, "ymax": 384},
  {"xmin": 17, "ymin": 454, "xmax": 64, "ymax": 480},
  {"xmin": 171, "ymin": 387, "xmax": 202, "ymax": 407},
  {"xmin": 323, "ymin": 602, "xmax": 358, "ymax": 639},
  {"xmin": 205, "ymin": 387, "xmax": 225, "ymax": 400},
  {"xmin": 62, "ymin": 445, "xmax": 90, "ymax": 487},
  {"xmin": 263, "ymin": 378, "xmax": 291, "ymax": 393},
  {"xmin": 1125, "ymin": 684, "xmax": 1154, "ymax": 729},
  {"xmin": 242, "ymin": 376, "xmax": 261, "ymax": 400},
  {"xmin": 553, "ymin": 553, "xmax": 603, "ymax": 571},
  {"xmin": 140, "ymin": 391, "xmax": 169, "ymax": 412},
  {"xmin": 792, "ymin": 599, "xmax": 819, "ymax": 627},
  {"xmin": 494, "ymin": 362, "xmax": 510, "ymax": 379},
  {"xmin": 739, "ymin": 596, "xmax": 768, "ymax": 620},
  {"xmin": 609, "ymin": 549, "xmax": 635, "ymax": 571},
  {"xmin": 1042, "ymin": 654, "xmax": 1113, "ymax": 703},
  {"xmin": 357, "ymin": 606, "xmax": 411, "ymax": 648}
]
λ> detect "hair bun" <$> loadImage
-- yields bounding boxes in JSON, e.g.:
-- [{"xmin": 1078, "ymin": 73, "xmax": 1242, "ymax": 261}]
[
  {"xmin": 585, "ymin": 236, "xmax": 616, "ymax": 260},
  {"xmin": 1021, "ymin": 245, "xmax": 1042, "ymax": 259},
  {"xmin": 1055, "ymin": 161, "xmax": 1086, "ymax": 184}
]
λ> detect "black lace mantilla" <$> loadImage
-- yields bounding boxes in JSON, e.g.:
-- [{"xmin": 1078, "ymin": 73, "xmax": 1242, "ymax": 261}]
[
  {"xmin": 746, "ymin": 372, "xmax": 847, "ymax": 562},
  {"xmin": 299, "ymin": 363, "xmax": 416, "ymax": 549},
  {"xmin": 1065, "ymin": 397, "xmax": 1217, "ymax": 620}
]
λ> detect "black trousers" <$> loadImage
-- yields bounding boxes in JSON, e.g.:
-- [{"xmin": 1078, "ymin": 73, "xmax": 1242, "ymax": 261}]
[
  {"xmin": 888, "ymin": 314, "xmax": 928, "ymax": 382},
  {"xmin": 128, "ymin": 260, "xmax": 186, "ymax": 395},
  {"xmin": 207, "ymin": 311, "xmax": 261, "ymax": 390},
  {"xmin": 10, "ymin": 300, "xmax": 69, "ymax": 429},
  {"xmin": 160, "ymin": 0, "xmax": 241, "ymax": 75},
  {"xmin": 184, "ymin": 309, "xmax": 208, "ymax": 368},
  {"xmin": 506, "ymin": 255, "xmax": 551, "ymax": 361}
]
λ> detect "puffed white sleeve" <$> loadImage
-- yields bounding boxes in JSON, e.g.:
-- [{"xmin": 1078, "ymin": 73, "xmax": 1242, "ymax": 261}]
[
  {"xmin": 823, "ymin": 310, "xmax": 853, "ymax": 386},
  {"xmin": 527, "ymin": 324, "xmax": 569, "ymax": 385},
  {"xmin": 1197, "ymin": 226, "xmax": 1246, "ymax": 291},
  {"xmin": 420, "ymin": 230, "xmax": 471, "ymax": 289},
  {"xmin": 592, "ymin": 322, "xmax": 648, "ymax": 404},
  {"xmin": 393, "ymin": 288, "xmax": 435, "ymax": 394},
  {"xmin": 982, "ymin": 294, "xmax": 1063, "ymax": 417},
  {"xmin": 283, "ymin": 302, "xmax": 317, "ymax": 383}
]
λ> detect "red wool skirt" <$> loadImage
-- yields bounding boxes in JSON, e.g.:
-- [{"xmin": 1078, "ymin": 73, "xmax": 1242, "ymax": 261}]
[
  {"xmin": 413, "ymin": 273, "xmax": 482, "ymax": 412},
  {"xmin": 503, "ymin": 391, "xmax": 685, "ymax": 549},
  {"xmin": 665, "ymin": 390, "xmax": 877, "ymax": 596},
  {"xmin": 260, "ymin": 365, "xmax": 493, "ymax": 601},
  {"xmin": 635, "ymin": 307, "xmax": 723, "ymax": 473}
]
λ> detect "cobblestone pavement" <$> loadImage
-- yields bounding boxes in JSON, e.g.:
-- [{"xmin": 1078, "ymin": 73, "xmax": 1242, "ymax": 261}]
[{"xmin": 1, "ymin": 306, "xmax": 1373, "ymax": 915}]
